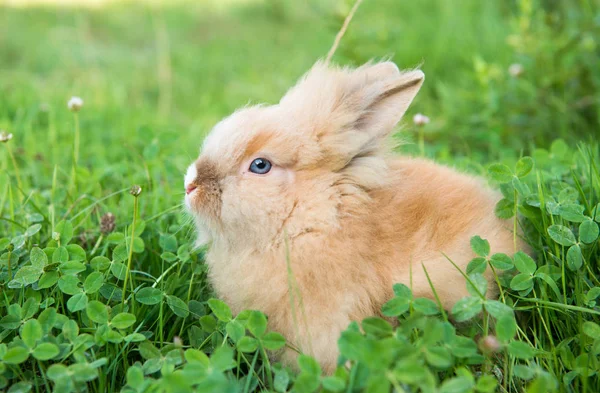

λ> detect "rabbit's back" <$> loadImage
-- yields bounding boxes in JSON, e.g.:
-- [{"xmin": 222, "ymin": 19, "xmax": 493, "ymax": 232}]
[{"xmin": 368, "ymin": 157, "xmax": 517, "ymax": 308}]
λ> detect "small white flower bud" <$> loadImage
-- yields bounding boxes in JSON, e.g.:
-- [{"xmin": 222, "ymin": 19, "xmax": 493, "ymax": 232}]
[
  {"xmin": 413, "ymin": 113, "xmax": 430, "ymax": 127},
  {"xmin": 173, "ymin": 336, "xmax": 183, "ymax": 347},
  {"xmin": 508, "ymin": 63, "xmax": 524, "ymax": 78},
  {"xmin": 0, "ymin": 130, "xmax": 13, "ymax": 143},
  {"xmin": 130, "ymin": 185, "xmax": 142, "ymax": 197},
  {"xmin": 68, "ymin": 96, "xmax": 84, "ymax": 112}
]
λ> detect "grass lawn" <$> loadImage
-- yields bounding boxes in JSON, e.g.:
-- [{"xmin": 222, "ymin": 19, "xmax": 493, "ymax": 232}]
[{"xmin": 0, "ymin": 0, "xmax": 599, "ymax": 392}]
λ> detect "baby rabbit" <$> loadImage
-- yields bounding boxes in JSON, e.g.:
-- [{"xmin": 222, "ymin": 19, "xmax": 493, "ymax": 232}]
[{"xmin": 184, "ymin": 61, "xmax": 521, "ymax": 373}]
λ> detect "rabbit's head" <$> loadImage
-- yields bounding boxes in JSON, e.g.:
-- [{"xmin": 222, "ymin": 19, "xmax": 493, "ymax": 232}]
[{"xmin": 185, "ymin": 61, "xmax": 424, "ymax": 250}]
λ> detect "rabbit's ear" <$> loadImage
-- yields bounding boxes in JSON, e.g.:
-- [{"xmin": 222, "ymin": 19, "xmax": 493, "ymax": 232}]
[
  {"xmin": 280, "ymin": 61, "xmax": 423, "ymax": 167},
  {"xmin": 358, "ymin": 61, "xmax": 402, "ymax": 82},
  {"xmin": 354, "ymin": 67, "xmax": 424, "ymax": 140}
]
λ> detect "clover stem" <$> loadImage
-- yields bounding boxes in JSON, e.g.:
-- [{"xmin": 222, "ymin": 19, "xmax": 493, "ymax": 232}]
[
  {"xmin": 178, "ymin": 271, "xmax": 196, "ymax": 338},
  {"xmin": 71, "ymin": 113, "xmax": 80, "ymax": 192},
  {"xmin": 122, "ymin": 194, "xmax": 139, "ymax": 308},
  {"xmin": 7, "ymin": 247, "xmax": 12, "ymax": 278},
  {"xmin": 37, "ymin": 359, "xmax": 51, "ymax": 392},
  {"xmin": 513, "ymin": 188, "xmax": 518, "ymax": 252},
  {"xmin": 74, "ymin": 113, "xmax": 80, "ymax": 165},
  {"xmin": 489, "ymin": 264, "xmax": 506, "ymax": 303},
  {"xmin": 5, "ymin": 144, "xmax": 23, "ymax": 200},
  {"xmin": 158, "ymin": 256, "xmax": 165, "ymax": 346},
  {"xmin": 260, "ymin": 344, "xmax": 274, "ymax": 390},
  {"xmin": 186, "ymin": 272, "xmax": 195, "ymax": 305},
  {"xmin": 90, "ymin": 234, "xmax": 103, "ymax": 256}
]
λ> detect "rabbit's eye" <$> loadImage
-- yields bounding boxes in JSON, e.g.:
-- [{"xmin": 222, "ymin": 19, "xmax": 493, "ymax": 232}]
[{"xmin": 249, "ymin": 158, "xmax": 272, "ymax": 174}]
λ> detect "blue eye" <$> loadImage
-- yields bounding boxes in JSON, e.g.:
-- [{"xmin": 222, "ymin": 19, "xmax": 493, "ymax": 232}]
[{"xmin": 249, "ymin": 158, "xmax": 272, "ymax": 174}]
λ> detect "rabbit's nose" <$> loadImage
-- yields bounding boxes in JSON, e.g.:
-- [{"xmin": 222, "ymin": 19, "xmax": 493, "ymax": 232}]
[{"xmin": 186, "ymin": 184, "xmax": 198, "ymax": 195}]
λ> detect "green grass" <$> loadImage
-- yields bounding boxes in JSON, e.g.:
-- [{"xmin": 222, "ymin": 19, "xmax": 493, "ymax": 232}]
[{"xmin": 0, "ymin": 0, "xmax": 599, "ymax": 392}]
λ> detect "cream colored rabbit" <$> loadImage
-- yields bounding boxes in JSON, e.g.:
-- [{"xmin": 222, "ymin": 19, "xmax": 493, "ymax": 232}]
[{"xmin": 184, "ymin": 61, "xmax": 521, "ymax": 372}]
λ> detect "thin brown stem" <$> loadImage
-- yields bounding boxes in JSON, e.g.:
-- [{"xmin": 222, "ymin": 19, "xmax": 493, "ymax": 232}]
[{"xmin": 325, "ymin": 0, "xmax": 365, "ymax": 64}]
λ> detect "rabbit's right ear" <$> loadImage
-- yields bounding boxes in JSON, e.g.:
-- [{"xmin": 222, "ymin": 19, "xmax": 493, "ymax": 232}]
[
  {"xmin": 319, "ymin": 63, "xmax": 424, "ymax": 165},
  {"xmin": 280, "ymin": 61, "xmax": 424, "ymax": 168},
  {"xmin": 352, "ymin": 66, "xmax": 424, "ymax": 142}
]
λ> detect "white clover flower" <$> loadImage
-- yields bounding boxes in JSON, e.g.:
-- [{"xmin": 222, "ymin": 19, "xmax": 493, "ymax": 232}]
[
  {"xmin": 508, "ymin": 63, "xmax": 524, "ymax": 78},
  {"xmin": 68, "ymin": 96, "xmax": 84, "ymax": 112},
  {"xmin": 0, "ymin": 130, "xmax": 13, "ymax": 143},
  {"xmin": 413, "ymin": 113, "xmax": 430, "ymax": 126}
]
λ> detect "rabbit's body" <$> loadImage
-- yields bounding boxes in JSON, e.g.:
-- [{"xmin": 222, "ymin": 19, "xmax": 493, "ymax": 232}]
[
  {"xmin": 204, "ymin": 157, "xmax": 512, "ymax": 371},
  {"xmin": 185, "ymin": 61, "xmax": 523, "ymax": 372}
]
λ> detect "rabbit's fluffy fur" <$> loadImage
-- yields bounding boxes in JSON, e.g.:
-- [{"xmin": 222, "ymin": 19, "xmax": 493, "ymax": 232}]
[{"xmin": 185, "ymin": 61, "xmax": 523, "ymax": 372}]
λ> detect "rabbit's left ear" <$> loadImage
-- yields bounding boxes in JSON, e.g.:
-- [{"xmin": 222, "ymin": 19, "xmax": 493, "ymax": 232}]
[{"xmin": 354, "ymin": 68, "xmax": 424, "ymax": 140}]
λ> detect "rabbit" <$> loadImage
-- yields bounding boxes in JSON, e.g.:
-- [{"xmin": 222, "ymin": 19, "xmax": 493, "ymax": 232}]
[{"xmin": 184, "ymin": 60, "xmax": 523, "ymax": 373}]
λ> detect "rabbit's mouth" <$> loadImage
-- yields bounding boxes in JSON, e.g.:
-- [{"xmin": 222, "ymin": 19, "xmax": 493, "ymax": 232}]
[
  {"xmin": 185, "ymin": 184, "xmax": 198, "ymax": 195},
  {"xmin": 184, "ymin": 163, "xmax": 199, "ymax": 211},
  {"xmin": 184, "ymin": 162, "xmax": 199, "ymax": 192}
]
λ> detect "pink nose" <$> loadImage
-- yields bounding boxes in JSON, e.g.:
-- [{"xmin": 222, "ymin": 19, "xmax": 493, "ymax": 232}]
[{"xmin": 185, "ymin": 184, "xmax": 197, "ymax": 195}]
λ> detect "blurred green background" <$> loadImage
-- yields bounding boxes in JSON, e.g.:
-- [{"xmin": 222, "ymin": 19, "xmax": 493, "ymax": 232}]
[{"xmin": 0, "ymin": 0, "xmax": 598, "ymax": 218}]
